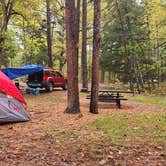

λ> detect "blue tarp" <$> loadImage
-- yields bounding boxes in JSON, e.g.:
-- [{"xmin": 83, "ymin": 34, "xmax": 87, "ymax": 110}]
[{"xmin": 1, "ymin": 64, "xmax": 43, "ymax": 80}]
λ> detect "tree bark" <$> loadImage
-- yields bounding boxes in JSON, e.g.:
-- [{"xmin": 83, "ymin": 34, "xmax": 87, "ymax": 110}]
[
  {"xmin": 65, "ymin": 0, "xmax": 80, "ymax": 114},
  {"xmin": 81, "ymin": 0, "xmax": 88, "ymax": 91},
  {"xmin": 0, "ymin": 0, "xmax": 15, "ymax": 68},
  {"xmin": 90, "ymin": 0, "xmax": 101, "ymax": 114},
  {"xmin": 46, "ymin": 0, "xmax": 53, "ymax": 68},
  {"xmin": 59, "ymin": 51, "xmax": 66, "ymax": 73},
  {"xmin": 75, "ymin": 0, "xmax": 81, "ymax": 90},
  {"xmin": 124, "ymin": 2, "xmax": 142, "ymax": 93},
  {"xmin": 0, "ymin": 39, "xmax": 3, "ymax": 68},
  {"xmin": 100, "ymin": 69, "xmax": 105, "ymax": 83}
]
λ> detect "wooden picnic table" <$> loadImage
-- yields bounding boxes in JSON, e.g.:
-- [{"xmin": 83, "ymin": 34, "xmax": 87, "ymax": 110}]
[
  {"xmin": 98, "ymin": 90, "xmax": 134, "ymax": 93},
  {"xmin": 87, "ymin": 89, "xmax": 134, "ymax": 108},
  {"xmin": 98, "ymin": 89, "xmax": 134, "ymax": 96}
]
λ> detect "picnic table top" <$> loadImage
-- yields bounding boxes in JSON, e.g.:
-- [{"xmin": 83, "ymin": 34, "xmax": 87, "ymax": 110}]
[
  {"xmin": 88, "ymin": 90, "xmax": 134, "ymax": 94},
  {"xmin": 99, "ymin": 90, "xmax": 133, "ymax": 93}
]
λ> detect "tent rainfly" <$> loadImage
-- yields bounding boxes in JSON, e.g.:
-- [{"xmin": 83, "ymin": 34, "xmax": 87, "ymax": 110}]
[
  {"xmin": 1, "ymin": 64, "xmax": 43, "ymax": 80},
  {"xmin": 0, "ymin": 71, "xmax": 30, "ymax": 124}
]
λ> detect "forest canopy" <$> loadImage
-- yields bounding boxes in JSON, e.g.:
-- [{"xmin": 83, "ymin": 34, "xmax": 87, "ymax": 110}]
[{"xmin": 0, "ymin": 0, "xmax": 165, "ymax": 84}]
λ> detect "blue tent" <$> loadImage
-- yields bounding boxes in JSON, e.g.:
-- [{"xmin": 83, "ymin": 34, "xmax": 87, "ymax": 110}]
[{"xmin": 1, "ymin": 64, "xmax": 43, "ymax": 80}]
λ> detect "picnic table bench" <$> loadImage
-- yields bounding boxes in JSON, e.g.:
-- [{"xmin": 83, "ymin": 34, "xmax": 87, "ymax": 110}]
[{"xmin": 86, "ymin": 90, "xmax": 134, "ymax": 108}]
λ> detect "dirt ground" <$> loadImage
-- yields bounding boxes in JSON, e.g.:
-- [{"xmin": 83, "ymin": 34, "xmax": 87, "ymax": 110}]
[{"xmin": 0, "ymin": 89, "xmax": 166, "ymax": 166}]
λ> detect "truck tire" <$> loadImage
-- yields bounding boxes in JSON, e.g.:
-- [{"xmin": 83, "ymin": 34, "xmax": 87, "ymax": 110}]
[
  {"xmin": 63, "ymin": 83, "xmax": 68, "ymax": 90},
  {"xmin": 46, "ymin": 82, "xmax": 53, "ymax": 92}
]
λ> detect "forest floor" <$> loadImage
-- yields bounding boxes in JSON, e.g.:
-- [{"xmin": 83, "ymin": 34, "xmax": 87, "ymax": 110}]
[{"xmin": 0, "ymin": 87, "xmax": 166, "ymax": 166}]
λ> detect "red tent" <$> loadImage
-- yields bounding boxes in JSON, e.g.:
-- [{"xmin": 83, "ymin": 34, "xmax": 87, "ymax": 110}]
[
  {"xmin": 0, "ymin": 71, "xmax": 26, "ymax": 104},
  {"xmin": 0, "ymin": 71, "xmax": 29, "ymax": 124}
]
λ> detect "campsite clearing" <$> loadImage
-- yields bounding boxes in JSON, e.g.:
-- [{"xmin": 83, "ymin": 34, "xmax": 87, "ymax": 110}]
[{"xmin": 0, "ymin": 89, "xmax": 166, "ymax": 165}]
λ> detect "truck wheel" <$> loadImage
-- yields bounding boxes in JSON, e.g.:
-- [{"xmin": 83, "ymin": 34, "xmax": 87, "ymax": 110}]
[
  {"xmin": 63, "ymin": 83, "xmax": 68, "ymax": 90},
  {"xmin": 46, "ymin": 83, "xmax": 53, "ymax": 92}
]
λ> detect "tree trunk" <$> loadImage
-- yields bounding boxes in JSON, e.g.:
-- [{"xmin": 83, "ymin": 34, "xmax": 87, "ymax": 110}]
[
  {"xmin": 59, "ymin": 51, "xmax": 66, "ymax": 73},
  {"xmin": 46, "ymin": 0, "xmax": 53, "ymax": 68},
  {"xmin": 124, "ymin": 2, "xmax": 142, "ymax": 93},
  {"xmin": 0, "ymin": 0, "xmax": 15, "ymax": 68},
  {"xmin": 90, "ymin": 0, "xmax": 101, "ymax": 114},
  {"xmin": 100, "ymin": 69, "xmax": 105, "ymax": 83},
  {"xmin": 108, "ymin": 70, "xmax": 111, "ymax": 83},
  {"xmin": 75, "ymin": 0, "xmax": 81, "ymax": 89},
  {"xmin": 65, "ymin": 0, "xmax": 80, "ymax": 114},
  {"xmin": 115, "ymin": 0, "xmax": 132, "ymax": 84},
  {"xmin": 156, "ymin": 22, "xmax": 160, "ymax": 87},
  {"xmin": 81, "ymin": 0, "xmax": 88, "ymax": 92},
  {"xmin": 22, "ymin": 19, "xmax": 27, "ymax": 65},
  {"xmin": 0, "ymin": 38, "xmax": 3, "ymax": 68}
]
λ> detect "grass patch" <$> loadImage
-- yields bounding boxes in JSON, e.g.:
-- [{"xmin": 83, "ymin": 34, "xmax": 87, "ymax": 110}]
[
  {"xmin": 89, "ymin": 112, "xmax": 166, "ymax": 145},
  {"xmin": 127, "ymin": 94, "xmax": 166, "ymax": 106},
  {"xmin": 99, "ymin": 82, "xmax": 166, "ymax": 105},
  {"xmin": 25, "ymin": 92, "xmax": 61, "ymax": 103}
]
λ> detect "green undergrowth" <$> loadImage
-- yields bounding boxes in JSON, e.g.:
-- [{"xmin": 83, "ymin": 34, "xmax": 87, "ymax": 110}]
[
  {"xmin": 127, "ymin": 94, "xmax": 166, "ymax": 106},
  {"xmin": 89, "ymin": 112, "xmax": 166, "ymax": 145},
  {"xmin": 99, "ymin": 82, "xmax": 166, "ymax": 104}
]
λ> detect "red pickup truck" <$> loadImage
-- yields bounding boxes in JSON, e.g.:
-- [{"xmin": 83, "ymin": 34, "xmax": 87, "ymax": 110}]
[{"xmin": 27, "ymin": 68, "xmax": 67, "ymax": 91}]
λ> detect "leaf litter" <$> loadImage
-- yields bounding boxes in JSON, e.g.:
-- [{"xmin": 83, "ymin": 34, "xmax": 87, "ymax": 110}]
[{"xmin": 0, "ymin": 89, "xmax": 165, "ymax": 165}]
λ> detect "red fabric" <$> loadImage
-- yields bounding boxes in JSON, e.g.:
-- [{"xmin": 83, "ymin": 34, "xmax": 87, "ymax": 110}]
[{"xmin": 0, "ymin": 71, "xmax": 26, "ymax": 105}]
